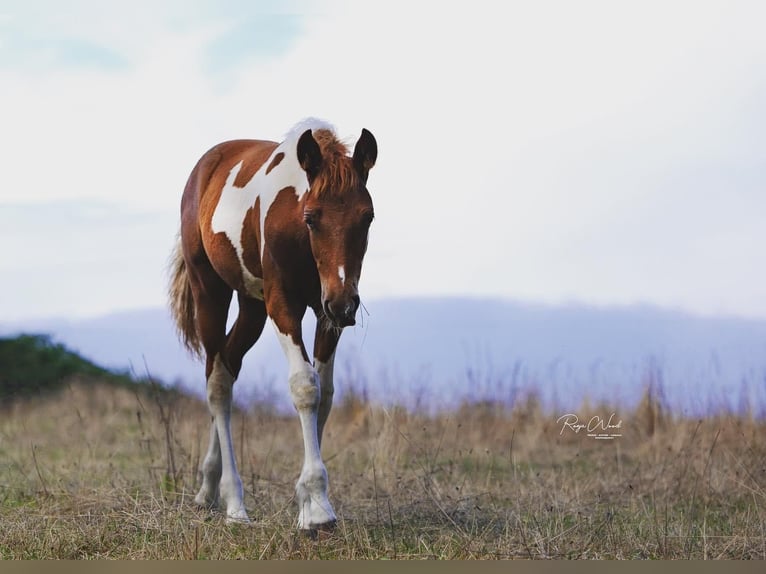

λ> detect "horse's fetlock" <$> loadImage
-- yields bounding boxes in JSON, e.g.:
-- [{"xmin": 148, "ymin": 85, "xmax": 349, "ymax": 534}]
[{"xmin": 299, "ymin": 465, "xmax": 328, "ymax": 492}]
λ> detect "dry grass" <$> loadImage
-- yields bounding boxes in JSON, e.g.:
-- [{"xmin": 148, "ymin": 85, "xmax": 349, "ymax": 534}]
[{"xmin": 0, "ymin": 378, "xmax": 765, "ymax": 559}]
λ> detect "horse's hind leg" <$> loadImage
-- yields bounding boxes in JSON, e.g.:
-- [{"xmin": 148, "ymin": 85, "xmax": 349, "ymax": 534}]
[
  {"xmin": 224, "ymin": 293, "xmax": 267, "ymax": 377},
  {"xmin": 187, "ymin": 262, "xmax": 250, "ymax": 523},
  {"xmin": 195, "ymin": 419, "xmax": 221, "ymax": 509},
  {"xmin": 196, "ymin": 294, "xmax": 267, "ymax": 512},
  {"xmin": 192, "ymin": 292, "xmax": 232, "ymax": 513}
]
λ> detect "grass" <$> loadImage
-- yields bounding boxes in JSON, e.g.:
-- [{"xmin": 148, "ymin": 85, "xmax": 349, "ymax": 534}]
[{"xmin": 0, "ymin": 378, "xmax": 765, "ymax": 559}]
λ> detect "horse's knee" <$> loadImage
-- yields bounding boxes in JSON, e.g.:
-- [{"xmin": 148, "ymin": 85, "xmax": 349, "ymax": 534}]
[{"xmin": 289, "ymin": 369, "xmax": 320, "ymax": 411}]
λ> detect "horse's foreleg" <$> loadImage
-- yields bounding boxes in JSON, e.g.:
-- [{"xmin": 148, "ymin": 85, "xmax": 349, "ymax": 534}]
[
  {"xmin": 313, "ymin": 322, "xmax": 341, "ymax": 448},
  {"xmin": 274, "ymin": 321, "xmax": 337, "ymax": 531},
  {"xmin": 314, "ymin": 354, "xmax": 334, "ymax": 448}
]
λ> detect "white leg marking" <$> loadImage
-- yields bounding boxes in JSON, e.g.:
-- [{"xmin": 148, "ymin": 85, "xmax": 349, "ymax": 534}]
[
  {"xmin": 194, "ymin": 419, "xmax": 221, "ymax": 508},
  {"xmin": 275, "ymin": 329, "xmax": 337, "ymax": 529},
  {"xmin": 206, "ymin": 355, "xmax": 249, "ymax": 523}
]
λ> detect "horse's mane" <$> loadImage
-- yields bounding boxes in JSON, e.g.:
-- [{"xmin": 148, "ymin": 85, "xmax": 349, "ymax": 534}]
[{"xmin": 284, "ymin": 118, "xmax": 361, "ymax": 199}]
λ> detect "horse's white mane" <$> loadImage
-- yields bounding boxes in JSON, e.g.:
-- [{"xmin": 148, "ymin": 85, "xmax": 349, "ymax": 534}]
[{"xmin": 283, "ymin": 117, "xmax": 337, "ymax": 144}]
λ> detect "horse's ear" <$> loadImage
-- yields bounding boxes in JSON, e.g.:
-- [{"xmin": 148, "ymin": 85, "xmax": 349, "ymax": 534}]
[
  {"xmin": 353, "ymin": 128, "xmax": 377, "ymax": 183},
  {"xmin": 297, "ymin": 129, "xmax": 322, "ymax": 182}
]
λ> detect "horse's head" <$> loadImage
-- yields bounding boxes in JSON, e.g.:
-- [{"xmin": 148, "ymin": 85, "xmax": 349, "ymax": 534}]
[{"xmin": 297, "ymin": 127, "xmax": 377, "ymax": 328}]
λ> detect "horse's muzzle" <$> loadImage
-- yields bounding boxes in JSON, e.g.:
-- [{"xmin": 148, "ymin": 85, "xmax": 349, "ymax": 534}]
[{"xmin": 323, "ymin": 294, "xmax": 360, "ymax": 328}]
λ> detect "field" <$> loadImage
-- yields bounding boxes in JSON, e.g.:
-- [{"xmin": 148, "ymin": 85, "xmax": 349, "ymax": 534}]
[{"xmin": 0, "ymin": 377, "xmax": 765, "ymax": 559}]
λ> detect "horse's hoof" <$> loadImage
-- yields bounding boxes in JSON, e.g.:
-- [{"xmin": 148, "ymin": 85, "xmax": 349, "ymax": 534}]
[
  {"xmin": 193, "ymin": 492, "xmax": 219, "ymax": 510},
  {"xmin": 302, "ymin": 519, "xmax": 337, "ymax": 540},
  {"xmin": 225, "ymin": 510, "xmax": 252, "ymax": 525},
  {"xmin": 226, "ymin": 518, "xmax": 252, "ymax": 526}
]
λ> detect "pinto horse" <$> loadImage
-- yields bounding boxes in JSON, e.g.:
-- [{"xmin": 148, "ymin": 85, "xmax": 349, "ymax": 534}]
[{"xmin": 168, "ymin": 119, "xmax": 377, "ymax": 530}]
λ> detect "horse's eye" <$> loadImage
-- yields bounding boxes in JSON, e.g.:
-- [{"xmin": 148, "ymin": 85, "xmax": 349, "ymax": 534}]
[
  {"xmin": 362, "ymin": 211, "xmax": 374, "ymax": 227},
  {"xmin": 303, "ymin": 211, "xmax": 319, "ymax": 231}
]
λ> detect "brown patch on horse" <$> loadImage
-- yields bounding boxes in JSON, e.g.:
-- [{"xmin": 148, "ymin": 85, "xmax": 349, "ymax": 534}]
[
  {"xmin": 206, "ymin": 232, "xmax": 248, "ymax": 293},
  {"xmin": 171, "ymin": 146, "xmax": 231, "ymax": 358},
  {"xmin": 266, "ymin": 152, "xmax": 284, "ymax": 175},
  {"xmin": 234, "ymin": 142, "xmax": 279, "ymax": 187},
  {"xmin": 262, "ymin": 186, "xmax": 318, "ymax": 354},
  {"xmin": 241, "ymin": 197, "xmax": 263, "ymax": 281},
  {"xmin": 263, "ymin": 186, "xmax": 310, "ymax": 264}
]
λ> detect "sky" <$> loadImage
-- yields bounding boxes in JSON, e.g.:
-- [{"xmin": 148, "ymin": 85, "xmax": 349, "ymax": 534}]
[{"xmin": 1, "ymin": 0, "xmax": 765, "ymax": 322}]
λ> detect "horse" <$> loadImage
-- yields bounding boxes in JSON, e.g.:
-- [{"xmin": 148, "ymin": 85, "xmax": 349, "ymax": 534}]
[{"xmin": 168, "ymin": 119, "xmax": 377, "ymax": 531}]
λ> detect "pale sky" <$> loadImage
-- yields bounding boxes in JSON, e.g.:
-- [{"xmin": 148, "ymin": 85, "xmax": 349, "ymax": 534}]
[{"xmin": 1, "ymin": 0, "xmax": 765, "ymax": 321}]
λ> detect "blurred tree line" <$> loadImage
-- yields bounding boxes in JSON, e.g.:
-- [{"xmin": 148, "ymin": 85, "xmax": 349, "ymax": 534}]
[{"xmin": 0, "ymin": 334, "xmax": 131, "ymax": 399}]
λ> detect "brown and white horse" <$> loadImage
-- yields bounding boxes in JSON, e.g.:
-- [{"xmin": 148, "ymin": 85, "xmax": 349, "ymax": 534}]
[{"xmin": 168, "ymin": 119, "xmax": 377, "ymax": 530}]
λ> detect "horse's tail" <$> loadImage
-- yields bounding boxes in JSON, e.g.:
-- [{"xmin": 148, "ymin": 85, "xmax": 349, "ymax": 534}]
[{"xmin": 168, "ymin": 235, "xmax": 202, "ymax": 358}]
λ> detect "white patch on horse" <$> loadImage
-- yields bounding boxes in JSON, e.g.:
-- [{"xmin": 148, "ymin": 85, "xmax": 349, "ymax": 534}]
[
  {"xmin": 211, "ymin": 118, "xmax": 337, "ymax": 291},
  {"xmin": 338, "ymin": 265, "xmax": 345, "ymax": 286},
  {"xmin": 210, "ymin": 160, "xmax": 263, "ymax": 298}
]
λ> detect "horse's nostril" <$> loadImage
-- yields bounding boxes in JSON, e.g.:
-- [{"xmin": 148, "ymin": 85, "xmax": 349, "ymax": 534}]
[{"xmin": 325, "ymin": 297, "xmax": 358, "ymax": 326}]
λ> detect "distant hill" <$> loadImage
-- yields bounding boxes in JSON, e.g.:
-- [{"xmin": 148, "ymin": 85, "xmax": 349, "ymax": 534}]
[
  {"xmin": 2, "ymin": 298, "xmax": 765, "ymax": 415},
  {"xmin": 0, "ymin": 333, "xmax": 175, "ymax": 402}
]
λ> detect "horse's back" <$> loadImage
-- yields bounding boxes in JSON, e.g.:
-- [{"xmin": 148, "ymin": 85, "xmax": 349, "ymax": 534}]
[{"xmin": 184, "ymin": 139, "xmax": 277, "ymax": 200}]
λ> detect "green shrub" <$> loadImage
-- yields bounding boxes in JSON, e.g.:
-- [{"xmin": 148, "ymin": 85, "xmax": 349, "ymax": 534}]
[{"xmin": 0, "ymin": 334, "xmax": 125, "ymax": 399}]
